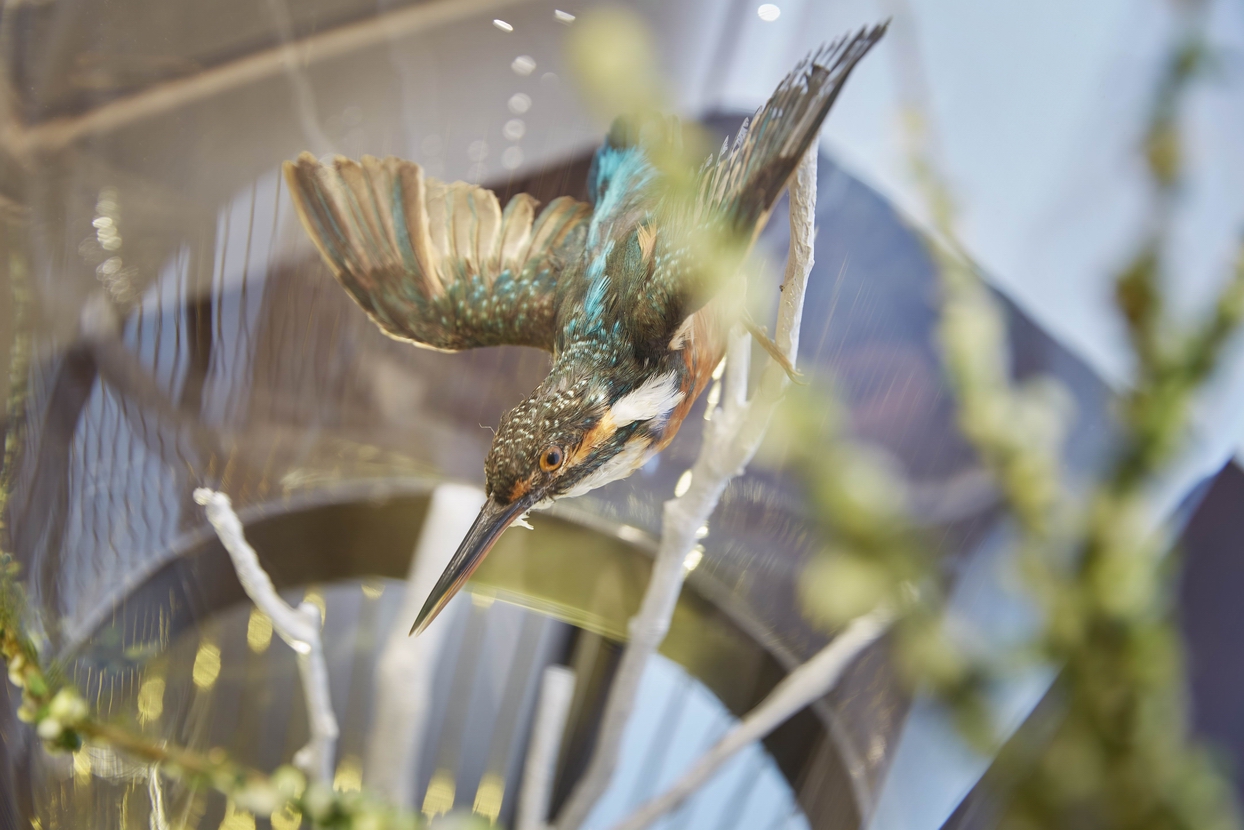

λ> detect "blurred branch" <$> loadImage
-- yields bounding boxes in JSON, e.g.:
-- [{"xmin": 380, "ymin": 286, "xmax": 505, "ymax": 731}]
[
  {"xmin": 193, "ymin": 488, "xmax": 339, "ymax": 784},
  {"xmin": 366, "ymin": 484, "xmax": 483, "ymax": 806},
  {"xmin": 555, "ymin": 142, "xmax": 820, "ymax": 830},
  {"xmin": 0, "ymin": 0, "xmax": 527, "ymax": 161},
  {"xmin": 517, "ymin": 666, "xmax": 578, "ymax": 830},
  {"xmin": 607, "ymin": 605, "xmax": 893, "ymax": 830}
]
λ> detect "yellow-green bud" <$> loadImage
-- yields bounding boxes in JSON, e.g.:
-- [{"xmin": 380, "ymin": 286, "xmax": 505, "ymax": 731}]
[
  {"xmin": 37, "ymin": 717, "xmax": 63, "ymax": 740},
  {"xmin": 7, "ymin": 653, "xmax": 25, "ymax": 688},
  {"xmin": 271, "ymin": 765, "xmax": 306, "ymax": 800},
  {"xmin": 302, "ymin": 782, "xmax": 334, "ymax": 821},
  {"xmin": 48, "ymin": 689, "xmax": 88, "ymax": 725},
  {"xmin": 234, "ymin": 781, "xmax": 281, "ymax": 816}
]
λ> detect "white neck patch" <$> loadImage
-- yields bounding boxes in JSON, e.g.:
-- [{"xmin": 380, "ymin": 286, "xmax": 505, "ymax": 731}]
[
  {"xmin": 609, "ymin": 372, "xmax": 684, "ymax": 427},
  {"xmin": 563, "ymin": 437, "xmax": 654, "ymax": 498}
]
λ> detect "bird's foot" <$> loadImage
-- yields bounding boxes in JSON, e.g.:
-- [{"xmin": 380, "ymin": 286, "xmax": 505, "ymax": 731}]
[{"xmin": 743, "ymin": 322, "xmax": 806, "ymax": 384}]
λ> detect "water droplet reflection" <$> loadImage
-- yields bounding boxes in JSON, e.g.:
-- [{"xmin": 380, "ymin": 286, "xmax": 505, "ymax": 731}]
[
  {"xmin": 512, "ymin": 55, "xmax": 537, "ymax": 76},
  {"xmin": 508, "ymin": 92, "xmax": 532, "ymax": 114},
  {"xmin": 503, "ymin": 118, "xmax": 526, "ymax": 141}
]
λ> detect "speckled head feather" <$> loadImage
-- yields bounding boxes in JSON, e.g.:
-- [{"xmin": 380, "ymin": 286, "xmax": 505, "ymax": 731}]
[{"xmin": 484, "ymin": 370, "xmax": 607, "ymax": 505}]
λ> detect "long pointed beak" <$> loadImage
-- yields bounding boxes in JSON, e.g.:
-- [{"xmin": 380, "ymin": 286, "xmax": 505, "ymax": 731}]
[{"xmin": 410, "ymin": 495, "xmax": 533, "ymax": 635}]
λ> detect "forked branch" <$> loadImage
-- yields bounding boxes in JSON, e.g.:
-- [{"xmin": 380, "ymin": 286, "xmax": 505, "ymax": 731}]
[{"xmin": 194, "ymin": 488, "xmax": 339, "ymax": 783}]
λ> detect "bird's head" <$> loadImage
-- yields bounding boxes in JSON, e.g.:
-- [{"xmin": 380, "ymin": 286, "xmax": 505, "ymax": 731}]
[{"xmin": 411, "ymin": 367, "xmax": 684, "ymax": 634}]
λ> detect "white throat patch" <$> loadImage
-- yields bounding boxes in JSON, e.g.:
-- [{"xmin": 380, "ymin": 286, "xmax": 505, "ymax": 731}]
[
  {"xmin": 609, "ymin": 372, "xmax": 683, "ymax": 427},
  {"xmin": 563, "ymin": 437, "xmax": 654, "ymax": 498}
]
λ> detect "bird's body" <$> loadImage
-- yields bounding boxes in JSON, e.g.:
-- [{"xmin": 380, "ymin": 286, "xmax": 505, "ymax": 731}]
[{"xmin": 283, "ymin": 25, "xmax": 885, "ymax": 632}]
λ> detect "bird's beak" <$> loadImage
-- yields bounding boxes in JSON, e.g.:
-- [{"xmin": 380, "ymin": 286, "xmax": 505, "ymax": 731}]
[{"xmin": 410, "ymin": 494, "xmax": 534, "ymax": 635}]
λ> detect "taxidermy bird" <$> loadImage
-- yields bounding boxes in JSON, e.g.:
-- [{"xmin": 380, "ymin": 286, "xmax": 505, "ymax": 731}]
[{"xmin": 283, "ymin": 24, "xmax": 886, "ymax": 634}]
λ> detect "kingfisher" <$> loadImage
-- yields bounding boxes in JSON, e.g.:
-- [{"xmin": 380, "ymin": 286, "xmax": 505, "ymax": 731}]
[{"xmin": 283, "ymin": 25, "xmax": 885, "ymax": 634}]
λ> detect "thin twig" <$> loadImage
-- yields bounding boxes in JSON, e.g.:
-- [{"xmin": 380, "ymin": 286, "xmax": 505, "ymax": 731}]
[
  {"xmin": 554, "ymin": 143, "xmax": 820, "ymax": 830},
  {"xmin": 193, "ymin": 488, "xmax": 339, "ymax": 783},
  {"xmin": 607, "ymin": 606, "xmax": 893, "ymax": 830},
  {"xmin": 517, "ymin": 666, "xmax": 578, "ymax": 830}
]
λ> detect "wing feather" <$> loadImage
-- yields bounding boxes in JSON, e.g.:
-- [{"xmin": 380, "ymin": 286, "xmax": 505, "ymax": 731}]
[
  {"xmin": 652, "ymin": 24, "xmax": 887, "ymax": 342},
  {"xmin": 284, "ymin": 153, "xmax": 591, "ymax": 352}
]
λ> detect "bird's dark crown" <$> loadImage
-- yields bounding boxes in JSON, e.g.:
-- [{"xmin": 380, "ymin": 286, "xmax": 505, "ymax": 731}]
[{"xmin": 485, "ymin": 369, "xmax": 607, "ymax": 506}]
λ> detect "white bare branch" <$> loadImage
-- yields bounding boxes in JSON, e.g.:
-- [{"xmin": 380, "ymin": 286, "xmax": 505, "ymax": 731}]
[
  {"xmin": 553, "ymin": 143, "xmax": 821, "ymax": 830},
  {"xmin": 365, "ymin": 484, "xmax": 485, "ymax": 806},
  {"xmin": 607, "ymin": 606, "xmax": 893, "ymax": 830},
  {"xmin": 517, "ymin": 666, "xmax": 579, "ymax": 830},
  {"xmin": 193, "ymin": 488, "xmax": 339, "ymax": 783}
]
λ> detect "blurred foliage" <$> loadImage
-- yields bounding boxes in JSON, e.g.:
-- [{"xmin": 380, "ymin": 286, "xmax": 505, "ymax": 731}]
[
  {"xmin": 1, "ymin": 552, "xmax": 432, "ymax": 829},
  {"xmin": 789, "ymin": 4, "xmax": 1244, "ymax": 830}
]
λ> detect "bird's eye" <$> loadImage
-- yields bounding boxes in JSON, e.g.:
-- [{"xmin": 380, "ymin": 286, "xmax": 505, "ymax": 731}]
[{"xmin": 540, "ymin": 445, "xmax": 564, "ymax": 472}]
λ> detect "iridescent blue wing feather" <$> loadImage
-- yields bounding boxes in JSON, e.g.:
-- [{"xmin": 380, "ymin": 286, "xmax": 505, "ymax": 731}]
[{"xmin": 284, "ymin": 153, "xmax": 591, "ymax": 352}]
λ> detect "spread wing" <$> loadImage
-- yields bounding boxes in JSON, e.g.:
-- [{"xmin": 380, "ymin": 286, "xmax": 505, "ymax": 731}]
[
  {"xmin": 615, "ymin": 24, "xmax": 887, "ymax": 348},
  {"xmin": 283, "ymin": 153, "xmax": 592, "ymax": 352},
  {"xmin": 694, "ymin": 24, "xmax": 886, "ymax": 243}
]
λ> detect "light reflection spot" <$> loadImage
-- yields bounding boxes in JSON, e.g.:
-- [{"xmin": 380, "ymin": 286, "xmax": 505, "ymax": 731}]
[
  {"xmin": 73, "ymin": 749, "xmax": 92, "ymax": 784},
  {"xmin": 247, "ymin": 608, "xmax": 273, "ymax": 653},
  {"xmin": 757, "ymin": 4, "xmax": 781, "ymax": 21},
  {"xmin": 503, "ymin": 118, "xmax": 526, "ymax": 141},
  {"xmin": 219, "ymin": 800, "xmax": 256, "ymax": 830},
  {"xmin": 674, "ymin": 470, "xmax": 693, "ymax": 497},
  {"xmin": 508, "ymin": 93, "xmax": 532, "ymax": 114},
  {"xmin": 271, "ymin": 806, "xmax": 302, "ymax": 830},
  {"xmin": 493, "ymin": 19, "xmax": 514, "ymax": 32},
  {"xmin": 422, "ymin": 769, "xmax": 456, "ymax": 817},
  {"xmin": 512, "ymin": 55, "xmax": 537, "ymax": 76},
  {"xmin": 138, "ymin": 676, "xmax": 165, "ymax": 724},
  {"xmin": 473, "ymin": 773, "xmax": 505, "ymax": 823},
  {"xmin": 333, "ymin": 755, "xmax": 363, "ymax": 792},
  {"xmin": 192, "ymin": 642, "xmax": 221, "ymax": 690},
  {"xmin": 684, "ymin": 545, "xmax": 704, "ymax": 572}
]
